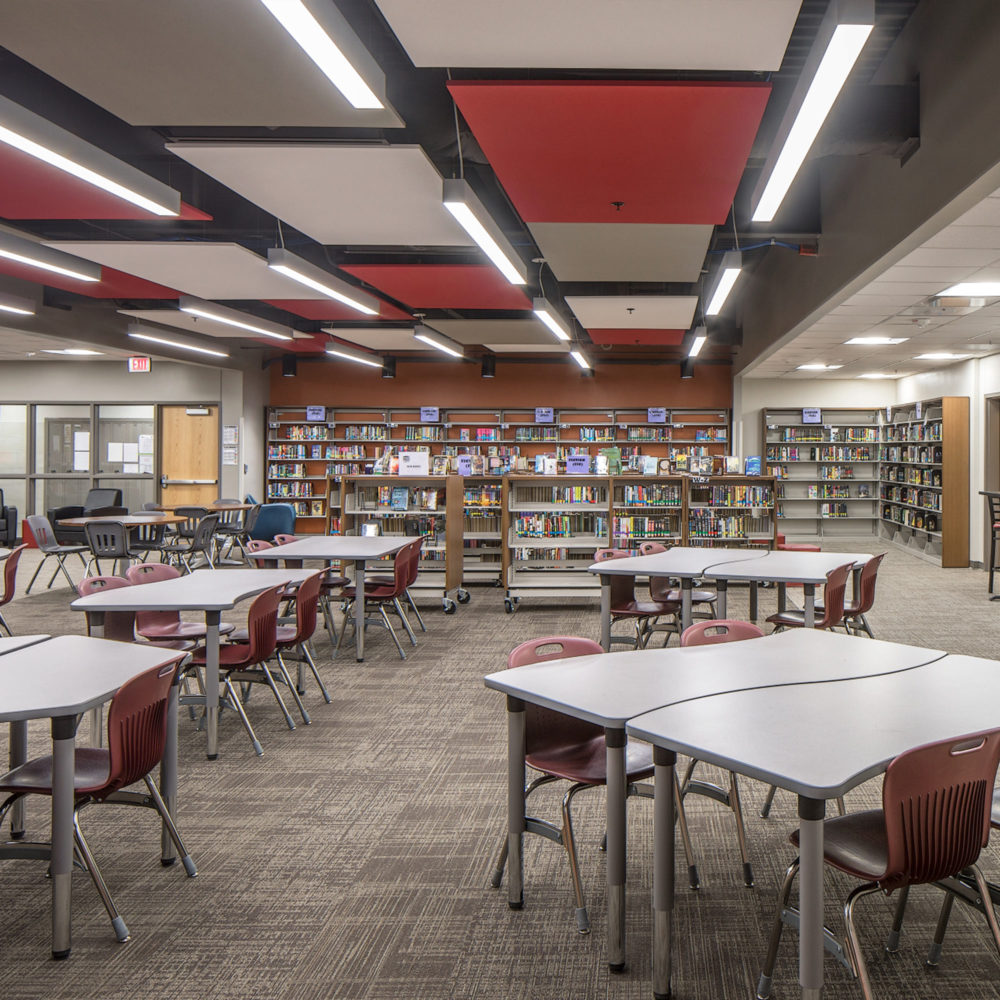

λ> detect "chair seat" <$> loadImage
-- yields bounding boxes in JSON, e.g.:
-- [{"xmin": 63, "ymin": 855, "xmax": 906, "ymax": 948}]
[
  {"xmin": 228, "ymin": 624, "xmax": 297, "ymax": 645},
  {"xmin": 612, "ymin": 599, "xmax": 679, "ymax": 619},
  {"xmin": 43, "ymin": 544, "xmax": 88, "ymax": 555},
  {"xmin": 189, "ymin": 642, "xmax": 258, "ymax": 667},
  {"xmin": 664, "ymin": 589, "xmax": 716, "ymax": 604},
  {"xmin": 993, "ymin": 787, "xmax": 1000, "ymax": 827},
  {"xmin": 0, "ymin": 748, "xmax": 111, "ymax": 797},
  {"xmin": 528, "ymin": 735, "xmax": 654, "ymax": 785},
  {"xmin": 342, "ymin": 584, "xmax": 396, "ymax": 601},
  {"xmin": 815, "ymin": 600, "xmax": 861, "ymax": 616},
  {"xmin": 778, "ymin": 542, "xmax": 822, "ymax": 552},
  {"xmin": 139, "ymin": 621, "xmax": 235, "ymax": 640},
  {"xmin": 765, "ymin": 610, "xmax": 809, "ymax": 627},
  {"xmin": 790, "ymin": 809, "xmax": 888, "ymax": 882}
]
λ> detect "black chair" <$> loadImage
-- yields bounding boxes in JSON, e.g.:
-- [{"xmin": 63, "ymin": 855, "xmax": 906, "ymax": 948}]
[
  {"xmin": 84, "ymin": 521, "xmax": 132, "ymax": 577},
  {"xmin": 982, "ymin": 492, "xmax": 1000, "ymax": 599},
  {"xmin": 47, "ymin": 488, "xmax": 123, "ymax": 545},
  {"xmin": 0, "ymin": 489, "xmax": 18, "ymax": 545},
  {"xmin": 129, "ymin": 520, "xmax": 167, "ymax": 562},
  {"xmin": 160, "ymin": 512, "xmax": 218, "ymax": 573},
  {"xmin": 23, "ymin": 514, "xmax": 89, "ymax": 594}
]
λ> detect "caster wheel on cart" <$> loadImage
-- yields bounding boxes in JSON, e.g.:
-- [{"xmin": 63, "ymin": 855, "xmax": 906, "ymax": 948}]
[
  {"xmin": 504, "ymin": 598, "xmax": 515, "ymax": 614},
  {"xmin": 457, "ymin": 589, "xmax": 471, "ymax": 604},
  {"xmin": 443, "ymin": 599, "xmax": 457, "ymax": 614}
]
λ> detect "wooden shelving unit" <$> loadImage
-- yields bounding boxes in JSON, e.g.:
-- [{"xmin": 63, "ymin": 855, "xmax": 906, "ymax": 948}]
[
  {"xmin": 686, "ymin": 476, "xmax": 777, "ymax": 549},
  {"xmin": 763, "ymin": 407, "xmax": 881, "ymax": 539},
  {"xmin": 878, "ymin": 396, "xmax": 969, "ymax": 567}
]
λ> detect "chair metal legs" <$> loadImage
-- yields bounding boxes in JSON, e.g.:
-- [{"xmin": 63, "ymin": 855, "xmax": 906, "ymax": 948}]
[
  {"xmin": 337, "ymin": 598, "xmax": 408, "ymax": 660},
  {"xmin": 73, "ymin": 814, "xmax": 130, "ymax": 943},
  {"xmin": 274, "ymin": 652, "xmax": 311, "ymax": 725},
  {"xmin": 223, "ymin": 676, "xmax": 263, "ymax": 755},
  {"xmin": 0, "ymin": 609, "xmax": 10, "ymax": 636},
  {"xmin": 757, "ymin": 858, "xmax": 799, "ymax": 998},
  {"xmin": 761, "ymin": 785, "xmax": 845, "ymax": 819},
  {"xmin": 404, "ymin": 588, "xmax": 427, "ymax": 632},
  {"xmin": 25, "ymin": 552, "xmax": 82, "ymax": 595}
]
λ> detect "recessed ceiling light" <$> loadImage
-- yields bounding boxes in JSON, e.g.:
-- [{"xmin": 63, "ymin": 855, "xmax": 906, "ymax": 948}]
[
  {"xmin": 40, "ymin": 348, "xmax": 103, "ymax": 356},
  {"xmin": 858, "ymin": 372, "xmax": 903, "ymax": 379},
  {"xmin": 844, "ymin": 336, "xmax": 909, "ymax": 345},
  {"xmin": 939, "ymin": 282, "xmax": 1000, "ymax": 297},
  {"xmin": 796, "ymin": 363, "xmax": 843, "ymax": 370},
  {"xmin": 914, "ymin": 353, "xmax": 969, "ymax": 361}
]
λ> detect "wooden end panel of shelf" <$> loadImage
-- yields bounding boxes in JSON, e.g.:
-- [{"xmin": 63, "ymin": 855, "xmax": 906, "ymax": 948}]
[
  {"xmin": 445, "ymin": 474, "xmax": 464, "ymax": 592},
  {"xmin": 942, "ymin": 396, "xmax": 970, "ymax": 567},
  {"xmin": 500, "ymin": 476, "xmax": 512, "ymax": 585}
]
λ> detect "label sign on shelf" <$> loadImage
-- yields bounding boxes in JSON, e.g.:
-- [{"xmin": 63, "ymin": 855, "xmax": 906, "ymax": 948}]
[
  {"xmin": 420, "ymin": 406, "xmax": 440, "ymax": 423},
  {"xmin": 915, "ymin": 401, "xmax": 922, "ymax": 419},
  {"xmin": 456, "ymin": 455, "xmax": 473, "ymax": 476},
  {"xmin": 647, "ymin": 407, "xmax": 667, "ymax": 424},
  {"xmin": 802, "ymin": 407, "xmax": 822, "ymax": 424},
  {"xmin": 534, "ymin": 406, "xmax": 554, "ymax": 423},
  {"xmin": 127, "ymin": 356, "xmax": 150, "ymax": 373},
  {"xmin": 565, "ymin": 454, "xmax": 591, "ymax": 474},
  {"xmin": 305, "ymin": 405, "xmax": 326, "ymax": 422},
  {"xmin": 399, "ymin": 451, "xmax": 429, "ymax": 476}
]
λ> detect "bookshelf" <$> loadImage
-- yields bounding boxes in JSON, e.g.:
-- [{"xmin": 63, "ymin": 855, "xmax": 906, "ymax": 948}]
[
  {"xmin": 762, "ymin": 407, "xmax": 881, "ymax": 540},
  {"xmin": 686, "ymin": 476, "xmax": 777, "ymax": 548},
  {"xmin": 610, "ymin": 475, "xmax": 685, "ymax": 551},
  {"xmin": 878, "ymin": 396, "xmax": 969, "ymax": 567},
  {"xmin": 460, "ymin": 476, "xmax": 504, "ymax": 588}
]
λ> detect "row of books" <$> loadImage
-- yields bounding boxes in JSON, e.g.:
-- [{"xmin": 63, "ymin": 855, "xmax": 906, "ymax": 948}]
[
  {"xmin": 766, "ymin": 446, "xmax": 873, "ymax": 462},
  {"xmin": 880, "ymin": 486, "xmax": 942, "ymax": 511},
  {"xmin": 882, "ymin": 422, "xmax": 942, "ymax": 443},
  {"xmin": 774, "ymin": 427, "xmax": 878, "ymax": 443},
  {"xmin": 687, "ymin": 513, "xmax": 772, "ymax": 538},
  {"xmin": 692, "ymin": 485, "xmax": 773, "ymax": 506},
  {"xmin": 883, "ymin": 465, "xmax": 941, "ymax": 487},
  {"xmin": 880, "ymin": 446, "xmax": 943, "ymax": 464},
  {"xmin": 611, "ymin": 516, "xmax": 680, "ymax": 538},
  {"xmin": 513, "ymin": 514, "xmax": 608, "ymax": 537}
]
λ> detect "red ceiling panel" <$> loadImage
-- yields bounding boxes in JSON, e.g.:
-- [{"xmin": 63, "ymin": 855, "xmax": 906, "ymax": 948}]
[
  {"xmin": 0, "ymin": 144, "xmax": 212, "ymax": 220},
  {"xmin": 587, "ymin": 329, "xmax": 686, "ymax": 345},
  {"xmin": 265, "ymin": 298, "xmax": 412, "ymax": 322},
  {"xmin": 340, "ymin": 264, "xmax": 531, "ymax": 310},
  {"xmin": 448, "ymin": 80, "xmax": 770, "ymax": 225},
  {"xmin": 0, "ymin": 258, "xmax": 179, "ymax": 298}
]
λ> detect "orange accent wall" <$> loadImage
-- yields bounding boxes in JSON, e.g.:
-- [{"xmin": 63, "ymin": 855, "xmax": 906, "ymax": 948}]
[{"xmin": 269, "ymin": 357, "xmax": 733, "ymax": 409}]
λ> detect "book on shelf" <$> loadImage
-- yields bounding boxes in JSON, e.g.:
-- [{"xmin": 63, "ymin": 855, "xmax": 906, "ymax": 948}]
[
  {"xmin": 430, "ymin": 454, "xmax": 450, "ymax": 476},
  {"xmin": 744, "ymin": 455, "xmax": 762, "ymax": 475},
  {"xmin": 390, "ymin": 486, "xmax": 409, "ymax": 511}
]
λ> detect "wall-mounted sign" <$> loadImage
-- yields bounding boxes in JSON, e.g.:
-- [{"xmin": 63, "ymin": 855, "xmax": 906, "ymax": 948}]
[
  {"xmin": 802, "ymin": 407, "xmax": 822, "ymax": 424},
  {"xmin": 420, "ymin": 406, "xmax": 440, "ymax": 422},
  {"xmin": 534, "ymin": 406, "xmax": 554, "ymax": 423},
  {"xmin": 566, "ymin": 454, "xmax": 591, "ymax": 474},
  {"xmin": 647, "ymin": 407, "xmax": 667, "ymax": 424},
  {"xmin": 127, "ymin": 356, "xmax": 150, "ymax": 373},
  {"xmin": 305, "ymin": 405, "xmax": 326, "ymax": 422}
]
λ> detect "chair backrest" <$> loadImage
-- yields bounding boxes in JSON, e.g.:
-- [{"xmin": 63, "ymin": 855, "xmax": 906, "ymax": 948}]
[
  {"xmin": 639, "ymin": 541, "xmax": 667, "ymax": 555},
  {"xmin": 816, "ymin": 562, "xmax": 854, "ymax": 629},
  {"xmin": 83, "ymin": 488, "xmax": 122, "ymax": 513},
  {"xmin": 249, "ymin": 502, "xmax": 295, "ymax": 541},
  {"xmin": 273, "ymin": 533, "xmax": 298, "ymax": 546},
  {"xmin": 508, "ymin": 636, "xmax": 605, "ymax": 757},
  {"xmin": 102, "ymin": 660, "xmax": 181, "ymax": 797},
  {"xmin": 141, "ymin": 502, "xmax": 162, "ymax": 512},
  {"xmin": 405, "ymin": 536, "xmax": 423, "ymax": 587},
  {"xmin": 593, "ymin": 548, "xmax": 637, "ymax": 607},
  {"xmin": 984, "ymin": 491, "xmax": 1000, "ymax": 527},
  {"xmin": 851, "ymin": 552, "xmax": 886, "ymax": 616},
  {"xmin": 85, "ymin": 521, "xmax": 130, "ymax": 558},
  {"xmin": 77, "ymin": 575, "xmax": 135, "ymax": 642},
  {"xmin": 132, "ymin": 521, "xmax": 166, "ymax": 546},
  {"xmin": 284, "ymin": 570, "xmax": 323, "ymax": 645},
  {"xmin": 125, "ymin": 561, "xmax": 182, "ymax": 631},
  {"xmin": 380, "ymin": 543, "xmax": 410, "ymax": 596},
  {"xmin": 879, "ymin": 728, "xmax": 1000, "ymax": 891},
  {"xmin": 0, "ymin": 543, "xmax": 28, "ymax": 606},
  {"xmin": 243, "ymin": 585, "xmax": 283, "ymax": 663},
  {"xmin": 191, "ymin": 513, "xmax": 219, "ymax": 552},
  {"xmin": 172, "ymin": 506, "xmax": 207, "ymax": 539},
  {"xmin": 25, "ymin": 514, "xmax": 58, "ymax": 552},
  {"xmin": 681, "ymin": 619, "xmax": 764, "ymax": 646},
  {"xmin": 88, "ymin": 506, "xmax": 129, "ymax": 517},
  {"xmin": 245, "ymin": 538, "xmax": 273, "ymax": 569},
  {"xmin": 241, "ymin": 503, "xmax": 261, "ymax": 536}
]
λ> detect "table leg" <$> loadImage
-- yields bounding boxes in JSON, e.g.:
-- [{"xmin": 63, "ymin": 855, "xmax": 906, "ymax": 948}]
[
  {"xmin": 778, "ymin": 582, "xmax": 787, "ymax": 613},
  {"xmin": 600, "ymin": 574, "xmax": 611, "ymax": 651},
  {"xmin": 86, "ymin": 612, "xmax": 105, "ymax": 747},
  {"xmin": 506, "ymin": 696, "xmax": 525, "ymax": 909},
  {"xmin": 716, "ymin": 578, "xmax": 728, "ymax": 619},
  {"xmin": 798, "ymin": 795, "xmax": 826, "ymax": 999},
  {"xmin": 204, "ymin": 611, "xmax": 221, "ymax": 760},
  {"xmin": 605, "ymin": 727, "xmax": 627, "ymax": 971},
  {"xmin": 50, "ymin": 715, "xmax": 77, "ymax": 959},
  {"xmin": 680, "ymin": 579, "xmax": 692, "ymax": 634},
  {"xmin": 8, "ymin": 720, "xmax": 27, "ymax": 838},
  {"xmin": 354, "ymin": 558, "xmax": 366, "ymax": 662},
  {"xmin": 160, "ymin": 673, "xmax": 179, "ymax": 864},
  {"xmin": 851, "ymin": 566, "xmax": 862, "ymax": 604},
  {"xmin": 750, "ymin": 581, "xmax": 759, "ymax": 622},
  {"xmin": 652, "ymin": 746, "xmax": 676, "ymax": 1000},
  {"xmin": 803, "ymin": 584, "xmax": 815, "ymax": 628}
]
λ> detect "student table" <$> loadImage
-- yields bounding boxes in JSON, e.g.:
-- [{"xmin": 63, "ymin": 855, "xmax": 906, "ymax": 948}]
[
  {"xmin": 71, "ymin": 568, "xmax": 312, "ymax": 759},
  {"xmin": 484, "ymin": 629, "xmax": 945, "ymax": 972},
  {"xmin": 247, "ymin": 535, "xmax": 411, "ymax": 661},
  {"xmin": 0, "ymin": 635, "xmax": 186, "ymax": 958},
  {"xmin": 627, "ymin": 647, "xmax": 1000, "ymax": 1000}
]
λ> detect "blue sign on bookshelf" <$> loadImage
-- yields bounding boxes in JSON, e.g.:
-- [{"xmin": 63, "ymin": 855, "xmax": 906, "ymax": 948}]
[
  {"xmin": 305, "ymin": 405, "xmax": 325, "ymax": 422},
  {"xmin": 647, "ymin": 407, "xmax": 667, "ymax": 423},
  {"xmin": 456, "ymin": 455, "xmax": 473, "ymax": 476},
  {"xmin": 419, "ymin": 406, "xmax": 440, "ymax": 422},
  {"xmin": 566, "ymin": 454, "xmax": 591, "ymax": 474},
  {"xmin": 534, "ymin": 406, "xmax": 554, "ymax": 423}
]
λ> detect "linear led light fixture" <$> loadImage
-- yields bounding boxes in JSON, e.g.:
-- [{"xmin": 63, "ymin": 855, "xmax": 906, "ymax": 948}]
[
  {"xmin": 687, "ymin": 325, "xmax": 708, "ymax": 358},
  {"xmin": 532, "ymin": 297, "xmax": 571, "ymax": 341},
  {"xmin": 414, "ymin": 324, "xmax": 464, "ymax": 358},
  {"xmin": 41, "ymin": 348, "xmax": 103, "ymax": 356},
  {"xmin": 569, "ymin": 348, "xmax": 592, "ymax": 370},
  {"xmin": 0, "ymin": 231, "xmax": 101, "ymax": 282},
  {"xmin": 0, "ymin": 290, "xmax": 34, "ymax": 315},
  {"xmin": 178, "ymin": 296, "xmax": 293, "ymax": 341},
  {"xmin": 258, "ymin": 0, "xmax": 385, "ymax": 109},
  {"xmin": 751, "ymin": 0, "xmax": 874, "ymax": 222},
  {"xmin": 858, "ymin": 372, "xmax": 903, "ymax": 379},
  {"xmin": 127, "ymin": 325, "xmax": 229, "ymax": 358},
  {"xmin": 705, "ymin": 253, "xmax": 742, "ymax": 315},
  {"xmin": 0, "ymin": 94, "xmax": 179, "ymax": 216},
  {"xmin": 914, "ymin": 353, "xmax": 969, "ymax": 361},
  {"xmin": 939, "ymin": 282, "xmax": 1000, "ymax": 297},
  {"xmin": 845, "ymin": 336, "xmax": 909, "ymax": 345},
  {"xmin": 797, "ymin": 363, "xmax": 843, "ymax": 370},
  {"xmin": 325, "ymin": 341, "xmax": 384, "ymax": 368},
  {"xmin": 442, "ymin": 179, "xmax": 527, "ymax": 286},
  {"xmin": 266, "ymin": 248, "xmax": 378, "ymax": 316}
]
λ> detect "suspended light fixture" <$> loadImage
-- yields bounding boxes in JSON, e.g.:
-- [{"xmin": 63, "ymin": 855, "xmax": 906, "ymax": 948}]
[
  {"xmin": 325, "ymin": 341, "xmax": 384, "ymax": 368},
  {"xmin": 532, "ymin": 297, "xmax": 572, "ymax": 341},
  {"xmin": 414, "ymin": 324, "xmax": 464, "ymax": 358},
  {"xmin": 705, "ymin": 253, "xmax": 742, "ymax": 316},
  {"xmin": 266, "ymin": 248, "xmax": 379, "ymax": 315},
  {"xmin": 178, "ymin": 296, "xmax": 293, "ymax": 341},
  {"xmin": 687, "ymin": 325, "xmax": 708, "ymax": 358},
  {"xmin": 0, "ymin": 290, "xmax": 35, "ymax": 316},
  {"xmin": 127, "ymin": 325, "xmax": 229, "ymax": 358},
  {"xmin": 442, "ymin": 179, "xmax": 527, "ymax": 285},
  {"xmin": 481, "ymin": 354, "xmax": 496, "ymax": 378},
  {"xmin": 0, "ymin": 231, "xmax": 101, "ymax": 283},
  {"xmin": 569, "ymin": 348, "xmax": 591, "ymax": 370}
]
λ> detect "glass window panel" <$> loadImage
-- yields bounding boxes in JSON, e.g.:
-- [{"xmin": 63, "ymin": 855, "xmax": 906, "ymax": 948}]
[
  {"xmin": 35, "ymin": 405, "xmax": 90, "ymax": 474},
  {"xmin": 0, "ymin": 406, "xmax": 26, "ymax": 474},
  {"xmin": 36, "ymin": 478, "xmax": 90, "ymax": 517},
  {"xmin": 96, "ymin": 479, "xmax": 154, "ymax": 512},
  {"xmin": 0, "ymin": 479, "xmax": 26, "ymax": 520},
  {"xmin": 97, "ymin": 405, "xmax": 154, "ymax": 475}
]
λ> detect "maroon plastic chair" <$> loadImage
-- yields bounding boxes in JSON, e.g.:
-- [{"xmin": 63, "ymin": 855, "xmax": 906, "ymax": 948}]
[
  {"xmin": 639, "ymin": 539, "xmax": 718, "ymax": 626},
  {"xmin": 126, "ymin": 562, "xmax": 235, "ymax": 642},
  {"xmin": 0, "ymin": 660, "xmax": 196, "ymax": 943},
  {"xmin": 816, "ymin": 553, "xmax": 886, "ymax": 638},
  {"xmin": 680, "ymin": 620, "xmax": 764, "ymax": 886},
  {"xmin": 594, "ymin": 548, "xmax": 680, "ymax": 648},
  {"xmin": 366, "ymin": 537, "xmax": 426, "ymax": 634},
  {"xmin": 245, "ymin": 538, "xmax": 274, "ymax": 569},
  {"xmin": 765, "ymin": 561, "xmax": 853, "ymax": 632},
  {"xmin": 758, "ymin": 729, "xmax": 1000, "ymax": 1000},
  {"xmin": 189, "ymin": 584, "xmax": 290, "ymax": 755},
  {"xmin": 274, "ymin": 569, "xmax": 330, "ymax": 710},
  {"xmin": 337, "ymin": 545, "xmax": 413, "ymax": 660},
  {"xmin": 272, "ymin": 534, "xmax": 349, "ymax": 645},
  {"xmin": 0, "ymin": 543, "xmax": 28, "ymax": 636},
  {"xmin": 489, "ymin": 636, "xmax": 699, "ymax": 933}
]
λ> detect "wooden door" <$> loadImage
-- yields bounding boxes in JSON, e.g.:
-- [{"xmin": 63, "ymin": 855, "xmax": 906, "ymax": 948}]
[{"xmin": 160, "ymin": 405, "xmax": 220, "ymax": 507}]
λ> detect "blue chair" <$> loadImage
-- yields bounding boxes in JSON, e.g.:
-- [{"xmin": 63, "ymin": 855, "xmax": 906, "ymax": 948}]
[{"xmin": 249, "ymin": 503, "xmax": 296, "ymax": 541}]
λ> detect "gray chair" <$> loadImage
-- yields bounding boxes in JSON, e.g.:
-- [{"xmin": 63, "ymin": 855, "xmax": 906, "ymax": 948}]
[
  {"xmin": 84, "ymin": 521, "xmax": 132, "ymax": 577},
  {"xmin": 160, "ymin": 513, "xmax": 218, "ymax": 573},
  {"xmin": 130, "ymin": 521, "xmax": 167, "ymax": 562},
  {"xmin": 24, "ymin": 514, "xmax": 89, "ymax": 594}
]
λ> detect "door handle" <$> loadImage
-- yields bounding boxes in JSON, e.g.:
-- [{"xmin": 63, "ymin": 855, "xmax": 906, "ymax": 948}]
[{"xmin": 161, "ymin": 478, "xmax": 218, "ymax": 485}]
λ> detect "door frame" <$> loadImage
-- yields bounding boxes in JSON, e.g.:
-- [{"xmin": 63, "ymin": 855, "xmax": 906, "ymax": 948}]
[{"xmin": 156, "ymin": 403, "xmax": 223, "ymax": 505}]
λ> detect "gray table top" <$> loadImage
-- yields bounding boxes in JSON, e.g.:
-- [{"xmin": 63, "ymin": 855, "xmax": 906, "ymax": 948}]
[
  {"xmin": 485, "ymin": 629, "xmax": 943, "ymax": 729},
  {"xmin": 0, "ymin": 635, "xmax": 185, "ymax": 722},
  {"xmin": 248, "ymin": 535, "xmax": 411, "ymax": 561},
  {"xmin": 70, "ymin": 567, "xmax": 316, "ymax": 613},
  {"xmin": 586, "ymin": 545, "xmax": 763, "ymax": 579},
  {"xmin": 702, "ymin": 549, "xmax": 873, "ymax": 584},
  {"xmin": 627, "ymin": 652, "xmax": 1000, "ymax": 799},
  {"xmin": 0, "ymin": 634, "xmax": 50, "ymax": 655}
]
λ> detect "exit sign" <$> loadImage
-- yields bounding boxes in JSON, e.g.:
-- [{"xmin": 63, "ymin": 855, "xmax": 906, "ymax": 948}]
[{"xmin": 127, "ymin": 356, "xmax": 151, "ymax": 373}]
